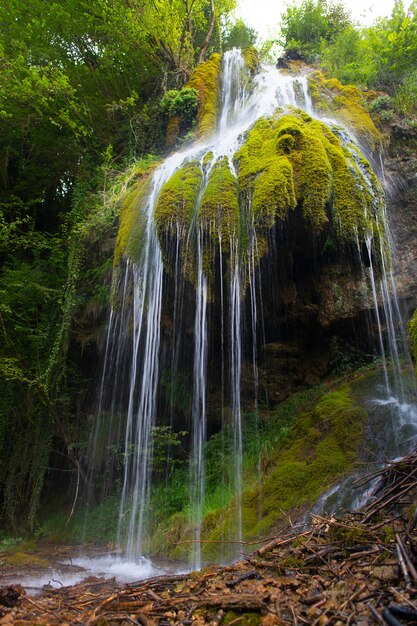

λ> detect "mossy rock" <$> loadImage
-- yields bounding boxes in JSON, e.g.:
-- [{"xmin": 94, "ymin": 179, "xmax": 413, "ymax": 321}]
[
  {"xmin": 409, "ymin": 309, "xmax": 417, "ymax": 375},
  {"xmin": 242, "ymin": 47, "xmax": 260, "ymax": 76},
  {"xmin": 198, "ymin": 157, "xmax": 239, "ymax": 243},
  {"xmin": 113, "ymin": 161, "xmax": 160, "ymax": 266},
  {"xmin": 114, "ymin": 177, "xmax": 151, "ymax": 266},
  {"xmin": 234, "ymin": 110, "xmax": 384, "ymax": 236},
  {"xmin": 116, "ymin": 102, "xmax": 386, "ymax": 286},
  {"xmin": 186, "ymin": 53, "xmax": 222, "ymax": 138},
  {"xmin": 307, "ymin": 71, "xmax": 382, "ymax": 151},
  {"xmin": 155, "ymin": 161, "xmax": 203, "ymax": 231}
]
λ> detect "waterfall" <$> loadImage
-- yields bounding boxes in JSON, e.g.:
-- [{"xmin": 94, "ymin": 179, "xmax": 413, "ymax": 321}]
[
  {"xmin": 190, "ymin": 228, "xmax": 208, "ymax": 570},
  {"xmin": 229, "ymin": 239, "xmax": 243, "ymax": 546},
  {"xmin": 87, "ymin": 49, "xmax": 416, "ymax": 567}
]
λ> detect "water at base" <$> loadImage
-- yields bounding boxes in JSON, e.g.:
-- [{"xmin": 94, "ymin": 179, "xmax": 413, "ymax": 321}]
[{"xmin": 3, "ymin": 553, "xmax": 187, "ymax": 596}]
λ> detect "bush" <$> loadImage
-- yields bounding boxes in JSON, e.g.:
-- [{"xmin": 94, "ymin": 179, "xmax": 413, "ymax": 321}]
[
  {"xmin": 394, "ymin": 71, "xmax": 417, "ymax": 117},
  {"xmin": 160, "ymin": 87, "xmax": 199, "ymax": 124}
]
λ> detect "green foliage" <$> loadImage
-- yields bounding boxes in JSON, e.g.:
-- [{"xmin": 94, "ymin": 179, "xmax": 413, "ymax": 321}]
[
  {"xmin": 160, "ymin": 369, "xmax": 192, "ymax": 414},
  {"xmin": 283, "ymin": 0, "xmax": 417, "ymax": 123},
  {"xmin": 394, "ymin": 70, "xmax": 417, "ymax": 116},
  {"xmin": 367, "ymin": 95, "xmax": 396, "ymax": 122},
  {"xmin": 363, "ymin": 1, "xmax": 417, "ymax": 90},
  {"xmin": 222, "ymin": 18, "xmax": 258, "ymax": 51},
  {"xmin": 320, "ymin": 26, "xmax": 371, "ymax": 86},
  {"xmin": 0, "ymin": 0, "xmax": 238, "ymax": 534},
  {"xmin": 409, "ymin": 309, "xmax": 417, "ymax": 375},
  {"xmin": 279, "ymin": 0, "xmax": 351, "ymax": 61},
  {"xmin": 151, "ymin": 426, "xmax": 188, "ymax": 476},
  {"xmin": 329, "ymin": 336, "xmax": 375, "ymax": 374},
  {"xmin": 161, "ymin": 88, "xmax": 199, "ymax": 124}
]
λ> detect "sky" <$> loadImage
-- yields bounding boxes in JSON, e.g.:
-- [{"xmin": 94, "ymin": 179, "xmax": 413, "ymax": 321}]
[{"xmin": 236, "ymin": 0, "xmax": 410, "ymax": 39}]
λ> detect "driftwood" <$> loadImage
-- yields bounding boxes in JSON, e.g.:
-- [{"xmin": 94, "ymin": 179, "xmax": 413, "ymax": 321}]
[{"xmin": 2, "ymin": 450, "xmax": 417, "ymax": 624}]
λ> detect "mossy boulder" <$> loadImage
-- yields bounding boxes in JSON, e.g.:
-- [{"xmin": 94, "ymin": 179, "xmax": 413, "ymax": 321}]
[
  {"xmin": 234, "ymin": 110, "xmax": 384, "ymax": 237},
  {"xmin": 234, "ymin": 117, "xmax": 297, "ymax": 227},
  {"xmin": 155, "ymin": 161, "xmax": 203, "ymax": 232},
  {"xmin": 186, "ymin": 53, "xmax": 222, "ymax": 138},
  {"xmin": 409, "ymin": 309, "xmax": 417, "ymax": 375},
  {"xmin": 114, "ymin": 177, "xmax": 152, "ymax": 266},
  {"xmin": 308, "ymin": 71, "xmax": 382, "ymax": 151},
  {"xmin": 199, "ymin": 157, "xmax": 239, "ymax": 244},
  {"xmin": 242, "ymin": 47, "xmax": 260, "ymax": 76}
]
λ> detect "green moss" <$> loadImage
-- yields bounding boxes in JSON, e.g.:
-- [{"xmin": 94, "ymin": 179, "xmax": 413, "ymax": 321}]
[
  {"xmin": 308, "ymin": 79, "xmax": 329, "ymax": 114},
  {"xmin": 242, "ymin": 47, "xmax": 260, "ymax": 76},
  {"xmin": 166, "ymin": 115, "xmax": 181, "ymax": 146},
  {"xmin": 186, "ymin": 53, "xmax": 222, "ymax": 138},
  {"xmin": 203, "ymin": 151, "xmax": 214, "ymax": 168},
  {"xmin": 328, "ymin": 522, "xmax": 372, "ymax": 546},
  {"xmin": 200, "ymin": 386, "xmax": 368, "ymax": 558},
  {"xmin": 409, "ymin": 309, "xmax": 417, "ymax": 375},
  {"xmin": 154, "ymin": 161, "xmax": 202, "ymax": 232},
  {"xmin": 114, "ymin": 176, "xmax": 152, "ymax": 266},
  {"xmin": 112, "ymin": 159, "xmax": 161, "ymax": 266},
  {"xmin": 224, "ymin": 612, "xmax": 261, "ymax": 626},
  {"xmin": 199, "ymin": 157, "xmax": 239, "ymax": 243},
  {"xmin": 308, "ymin": 71, "xmax": 381, "ymax": 151},
  {"xmin": 5, "ymin": 551, "xmax": 50, "ymax": 568},
  {"xmin": 292, "ymin": 119, "xmax": 332, "ymax": 228},
  {"xmin": 234, "ymin": 117, "xmax": 297, "ymax": 227},
  {"xmin": 234, "ymin": 111, "xmax": 383, "ymax": 234}
]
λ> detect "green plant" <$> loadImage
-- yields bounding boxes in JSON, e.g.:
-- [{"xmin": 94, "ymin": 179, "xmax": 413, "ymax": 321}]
[
  {"xmin": 161, "ymin": 88, "xmax": 199, "ymax": 124},
  {"xmin": 394, "ymin": 71, "xmax": 417, "ymax": 116}
]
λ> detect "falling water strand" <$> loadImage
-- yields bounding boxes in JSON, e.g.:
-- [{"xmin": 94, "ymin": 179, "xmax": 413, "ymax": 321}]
[
  {"xmin": 366, "ymin": 236, "xmax": 391, "ymax": 395},
  {"xmin": 190, "ymin": 227, "xmax": 208, "ymax": 570},
  {"xmin": 117, "ymin": 170, "xmax": 167, "ymax": 559},
  {"xmin": 248, "ymin": 229, "xmax": 263, "ymax": 519},
  {"xmin": 218, "ymin": 49, "xmax": 248, "ymax": 135},
  {"xmin": 230, "ymin": 238, "xmax": 243, "ymax": 546},
  {"xmin": 218, "ymin": 233, "xmax": 227, "ymax": 562}
]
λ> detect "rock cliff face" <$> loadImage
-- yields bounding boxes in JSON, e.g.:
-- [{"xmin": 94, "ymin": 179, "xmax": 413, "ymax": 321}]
[
  {"xmin": 251, "ymin": 116, "xmax": 417, "ymax": 398},
  {"xmin": 385, "ymin": 127, "xmax": 417, "ymax": 309},
  {"xmin": 304, "ymin": 122, "xmax": 417, "ymax": 339}
]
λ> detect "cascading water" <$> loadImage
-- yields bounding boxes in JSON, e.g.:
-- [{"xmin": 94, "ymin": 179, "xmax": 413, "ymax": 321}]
[
  {"xmin": 87, "ymin": 48, "xmax": 417, "ymax": 570},
  {"xmin": 190, "ymin": 227, "xmax": 208, "ymax": 569}
]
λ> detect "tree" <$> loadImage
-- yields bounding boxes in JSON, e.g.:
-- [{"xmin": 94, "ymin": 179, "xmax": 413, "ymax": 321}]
[
  {"xmin": 0, "ymin": 0, "xmax": 237, "ymax": 529},
  {"xmin": 222, "ymin": 18, "xmax": 258, "ymax": 51},
  {"xmin": 363, "ymin": 0, "xmax": 417, "ymax": 89},
  {"xmin": 279, "ymin": 0, "xmax": 351, "ymax": 61}
]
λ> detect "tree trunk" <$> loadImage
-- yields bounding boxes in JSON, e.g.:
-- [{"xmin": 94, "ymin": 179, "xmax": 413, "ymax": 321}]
[{"xmin": 198, "ymin": 0, "xmax": 215, "ymax": 64}]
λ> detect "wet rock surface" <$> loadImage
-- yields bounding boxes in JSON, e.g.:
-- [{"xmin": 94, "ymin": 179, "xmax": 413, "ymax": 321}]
[{"xmin": 385, "ymin": 129, "xmax": 417, "ymax": 314}]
